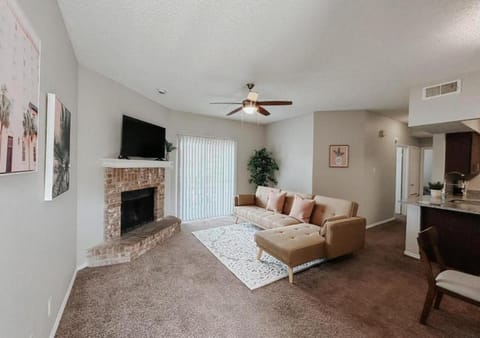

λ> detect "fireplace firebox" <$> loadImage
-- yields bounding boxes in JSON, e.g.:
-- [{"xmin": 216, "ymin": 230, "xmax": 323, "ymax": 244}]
[{"xmin": 121, "ymin": 188, "xmax": 155, "ymax": 235}]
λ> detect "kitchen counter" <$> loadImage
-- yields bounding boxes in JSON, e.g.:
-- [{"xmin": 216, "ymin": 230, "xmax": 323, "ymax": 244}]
[
  {"xmin": 406, "ymin": 196, "xmax": 480, "ymax": 215},
  {"xmin": 404, "ymin": 196, "xmax": 480, "ymax": 275}
]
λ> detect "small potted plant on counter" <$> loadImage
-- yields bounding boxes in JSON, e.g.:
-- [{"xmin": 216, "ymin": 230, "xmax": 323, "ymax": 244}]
[
  {"xmin": 165, "ymin": 140, "xmax": 176, "ymax": 161},
  {"xmin": 429, "ymin": 181, "xmax": 444, "ymax": 200}
]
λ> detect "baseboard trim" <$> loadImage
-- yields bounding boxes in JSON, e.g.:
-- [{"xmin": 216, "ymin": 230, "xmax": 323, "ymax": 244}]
[
  {"xmin": 404, "ymin": 250, "xmax": 420, "ymax": 260},
  {"xmin": 76, "ymin": 262, "xmax": 88, "ymax": 271},
  {"xmin": 49, "ymin": 266, "xmax": 80, "ymax": 338},
  {"xmin": 366, "ymin": 217, "xmax": 396, "ymax": 229}
]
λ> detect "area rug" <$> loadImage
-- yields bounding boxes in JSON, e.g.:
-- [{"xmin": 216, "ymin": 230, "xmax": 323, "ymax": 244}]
[{"xmin": 192, "ymin": 223, "xmax": 322, "ymax": 290}]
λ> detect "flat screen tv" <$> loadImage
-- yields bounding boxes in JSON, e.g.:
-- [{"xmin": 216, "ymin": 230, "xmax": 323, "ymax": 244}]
[{"xmin": 120, "ymin": 115, "xmax": 166, "ymax": 159}]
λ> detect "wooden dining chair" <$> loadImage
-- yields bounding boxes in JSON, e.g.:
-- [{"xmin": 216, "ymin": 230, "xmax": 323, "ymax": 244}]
[{"xmin": 417, "ymin": 226, "xmax": 480, "ymax": 324}]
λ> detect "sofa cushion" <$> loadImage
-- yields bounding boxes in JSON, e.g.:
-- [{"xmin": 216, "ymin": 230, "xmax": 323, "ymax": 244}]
[
  {"xmin": 289, "ymin": 195, "xmax": 315, "ymax": 223},
  {"xmin": 266, "ymin": 191, "xmax": 286, "ymax": 212},
  {"xmin": 310, "ymin": 195, "xmax": 358, "ymax": 226},
  {"xmin": 234, "ymin": 206, "xmax": 265, "ymax": 219},
  {"xmin": 261, "ymin": 214, "xmax": 300, "ymax": 229},
  {"xmin": 255, "ymin": 223, "xmax": 325, "ymax": 267},
  {"xmin": 246, "ymin": 208, "xmax": 274, "ymax": 224},
  {"xmin": 255, "ymin": 186, "xmax": 280, "ymax": 208},
  {"xmin": 282, "ymin": 191, "xmax": 314, "ymax": 214}
]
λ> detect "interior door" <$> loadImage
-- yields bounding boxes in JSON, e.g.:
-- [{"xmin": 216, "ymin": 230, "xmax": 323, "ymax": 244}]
[{"xmin": 407, "ymin": 146, "xmax": 421, "ymax": 199}]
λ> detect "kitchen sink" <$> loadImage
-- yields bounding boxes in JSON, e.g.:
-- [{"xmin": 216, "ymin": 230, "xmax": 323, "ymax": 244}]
[{"xmin": 449, "ymin": 199, "xmax": 480, "ymax": 206}]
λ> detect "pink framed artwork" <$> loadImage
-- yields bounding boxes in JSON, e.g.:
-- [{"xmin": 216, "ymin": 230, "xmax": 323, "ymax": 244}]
[
  {"xmin": 0, "ymin": 0, "xmax": 41, "ymax": 175},
  {"xmin": 329, "ymin": 145, "xmax": 349, "ymax": 168}
]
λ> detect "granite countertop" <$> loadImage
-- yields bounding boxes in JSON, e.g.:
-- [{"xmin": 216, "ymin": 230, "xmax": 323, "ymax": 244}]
[{"xmin": 406, "ymin": 196, "xmax": 480, "ymax": 215}]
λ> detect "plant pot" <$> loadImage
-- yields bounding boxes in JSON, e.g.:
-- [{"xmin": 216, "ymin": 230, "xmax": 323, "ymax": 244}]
[{"xmin": 430, "ymin": 189, "xmax": 442, "ymax": 200}]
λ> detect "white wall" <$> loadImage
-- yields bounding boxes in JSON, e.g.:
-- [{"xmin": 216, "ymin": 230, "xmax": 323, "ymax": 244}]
[
  {"xmin": 422, "ymin": 148, "xmax": 433, "ymax": 188},
  {"xmin": 76, "ymin": 66, "xmax": 265, "ymax": 266},
  {"xmin": 266, "ymin": 113, "xmax": 313, "ymax": 193},
  {"xmin": 0, "ymin": 1, "xmax": 78, "ymax": 337},
  {"xmin": 312, "ymin": 111, "xmax": 367, "ymax": 211},
  {"xmin": 312, "ymin": 111, "xmax": 418, "ymax": 225},
  {"xmin": 431, "ymin": 134, "xmax": 446, "ymax": 182},
  {"xmin": 409, "ymin": 70, "xmax": 480, "ymax": 127}
]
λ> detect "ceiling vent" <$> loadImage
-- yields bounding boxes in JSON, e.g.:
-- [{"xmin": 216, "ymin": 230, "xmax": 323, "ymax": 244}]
[{"xmin": 422, "ymin": 80, "xmax": 461, "ymax": 100}]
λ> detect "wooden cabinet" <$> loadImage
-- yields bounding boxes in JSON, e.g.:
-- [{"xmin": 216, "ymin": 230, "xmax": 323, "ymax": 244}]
[{"xmin": 445, "ymin": 132, "xmax": 480, "ymax": 177}]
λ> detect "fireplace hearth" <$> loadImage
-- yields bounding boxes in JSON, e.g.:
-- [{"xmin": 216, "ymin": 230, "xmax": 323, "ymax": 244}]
[
  {"xmin": 87, "ymin": 165, "xmax": 181, "ymax": 267},
  {"xmin": 121, "ymin": 188, "xmax": 155, "ymax": 235}
]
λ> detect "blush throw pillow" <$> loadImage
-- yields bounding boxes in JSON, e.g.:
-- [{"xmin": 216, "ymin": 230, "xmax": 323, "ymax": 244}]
[
  {"xmin": 289, "ymin": 195, "xmax": 315, "ymax": 223},
  {"xmin": 266, "ymin": 191, "xmax": 286, "ymax": 212}
]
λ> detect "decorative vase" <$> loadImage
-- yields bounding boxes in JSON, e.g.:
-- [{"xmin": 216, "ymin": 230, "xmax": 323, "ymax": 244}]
[
  {"xmin": 430, "ymin": 189, "xmax": 442, "ymax": 200},
  {"xmin": 165, "ymin": 153, "xmax": 170, "ymax": 161}
]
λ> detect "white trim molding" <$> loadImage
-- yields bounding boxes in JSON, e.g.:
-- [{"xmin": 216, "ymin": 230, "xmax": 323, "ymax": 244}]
[
  {"xmin": 366, "ymin": 217, "xmax": 396, "ymax": 229},
  {"xmin": 100, "ymin": 158, "xmax": 173, "ymax": 168},
  {"xmin": 49, "ymin": 266, "xmax": 80, "ymax": 338},
  {"xmin": 404, "ymin": 250, "xmax": 420, "ymax": 260}
]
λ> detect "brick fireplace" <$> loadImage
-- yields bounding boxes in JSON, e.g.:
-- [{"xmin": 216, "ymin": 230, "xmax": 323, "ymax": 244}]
[
  {"xmin": 104, "ymin": 167, "xmax": 165, "ymax": 241},
  {"xmin": 87, "ymin": 160, "xmax": 180, "ymax": 267}
]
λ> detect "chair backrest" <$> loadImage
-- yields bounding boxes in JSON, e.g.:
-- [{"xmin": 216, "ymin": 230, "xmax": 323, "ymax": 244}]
[{"xmin": 417, "ymin": 227, "xmax": 447, "ymax": 286}]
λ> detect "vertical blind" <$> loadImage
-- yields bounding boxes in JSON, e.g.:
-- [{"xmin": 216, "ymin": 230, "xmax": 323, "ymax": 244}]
[{"xmin": 178, "ymin": 135, "xmax": 236, "ymax": 221}]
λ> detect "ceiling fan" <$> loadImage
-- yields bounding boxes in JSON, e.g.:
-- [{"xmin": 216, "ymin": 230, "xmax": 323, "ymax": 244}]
[{"xmin": 210, "ymin": 83, "xmax": 292, "ymax": 116}]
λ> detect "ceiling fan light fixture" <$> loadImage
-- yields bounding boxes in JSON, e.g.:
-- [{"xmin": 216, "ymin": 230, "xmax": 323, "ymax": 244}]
[{"xmin": 242, "ymin": 102, "xmax": 257, "ymax": 115}]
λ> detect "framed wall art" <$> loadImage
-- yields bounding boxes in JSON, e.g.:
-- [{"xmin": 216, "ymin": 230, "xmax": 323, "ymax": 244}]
[
  {"xmin": 45, "ymin": 94, "xmax": 71, "ymax": 200},
  {"xmin": 0, "ymin": 0, "xmax": 41, "ymax": 175},
  {"xmin": 329, "ymin": 145, "xmax": 349, "ymax": 168}
]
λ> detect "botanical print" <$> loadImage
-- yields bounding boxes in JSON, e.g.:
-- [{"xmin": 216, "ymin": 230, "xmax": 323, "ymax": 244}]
[
  {"xmin": 45, "ymin": 94, "xmax": 71, "ymax": 200},
  {"xmin": 0, "ymin": 0, "xmax": 41, "ymax": 174},
  {"xmin": 329, "ymin": 145, "xmax": 349, "ymax": 168}
]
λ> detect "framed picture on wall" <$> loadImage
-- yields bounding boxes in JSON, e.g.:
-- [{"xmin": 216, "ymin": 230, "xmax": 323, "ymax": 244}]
[
  {"xmin": 45, "ymin": 93, "xmax": 72, "ymax": 200},
  {"xmin": 329, "ymin": 145, "xmax": 349, "ymax": 168},
  {"xmin": 0, "ymin": 0, "xmax": 41, "ymax": 175}
]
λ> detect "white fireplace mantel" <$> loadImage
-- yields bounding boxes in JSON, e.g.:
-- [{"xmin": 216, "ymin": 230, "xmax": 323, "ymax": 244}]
[{"xmin": 100, "ymin": 158, "xmax": 173, "ymax": 169}]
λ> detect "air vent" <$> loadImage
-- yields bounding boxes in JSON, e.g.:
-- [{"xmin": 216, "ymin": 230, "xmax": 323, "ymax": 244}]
[{"xmin": 423, "ymin": 80, "xmax": 461, "ymax": 100}]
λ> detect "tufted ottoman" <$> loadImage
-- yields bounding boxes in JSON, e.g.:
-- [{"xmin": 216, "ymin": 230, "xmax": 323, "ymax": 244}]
[{"xmin": 254, "ymin": 223, "xmax": 325, "ymax": 283}]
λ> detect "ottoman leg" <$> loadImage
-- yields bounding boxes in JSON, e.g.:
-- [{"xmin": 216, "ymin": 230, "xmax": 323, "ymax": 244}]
[
  {"xmin": 288, "ymin": 267, "xmax": 294, "ymax": 284},
  {"xmin": 256, "ymin": 248, "xmax": 263, "ymax": 260}
]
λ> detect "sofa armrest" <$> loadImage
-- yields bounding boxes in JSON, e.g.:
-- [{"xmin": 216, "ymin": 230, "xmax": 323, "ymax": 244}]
[
  {"xmin": 234, "ymin": 194, "xmax": 256, "ymax": 206},
  {"xmin": 322, "ymin": 216, "xmax": 366, "ymax": 259}
]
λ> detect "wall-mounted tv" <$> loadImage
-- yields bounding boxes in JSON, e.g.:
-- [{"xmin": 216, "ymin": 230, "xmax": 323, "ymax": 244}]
[{"xmin": 120, "ymin": 115, "xmax": 166, "ymax": 159}]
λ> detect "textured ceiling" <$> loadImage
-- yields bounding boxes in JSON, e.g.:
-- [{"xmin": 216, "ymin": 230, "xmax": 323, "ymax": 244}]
[{"xmin": 57, "ymin": 0, "xmax": 480, "ymax": 124}]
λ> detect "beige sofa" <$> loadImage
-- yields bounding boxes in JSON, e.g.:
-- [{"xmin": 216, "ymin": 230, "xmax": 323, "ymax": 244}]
[{"xmin": 234, "ymin": 186, "xmax": 366, "ymax": 283}]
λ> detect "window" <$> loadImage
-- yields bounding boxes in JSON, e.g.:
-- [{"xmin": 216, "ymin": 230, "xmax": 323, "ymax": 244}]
[{"xmin": 178, "ymin": 135, "xmax": 236, "ymax": 221}]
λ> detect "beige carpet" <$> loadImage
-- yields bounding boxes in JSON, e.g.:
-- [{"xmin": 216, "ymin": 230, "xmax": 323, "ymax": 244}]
[{"xmin": 56, "ymin": 217, "xmax": 480, "ymax": 337}]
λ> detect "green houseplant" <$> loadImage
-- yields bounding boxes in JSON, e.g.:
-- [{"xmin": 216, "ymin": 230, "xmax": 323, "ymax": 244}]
[
  {"xmin": 248, "ymin": 148, "xmax": 279, "ymax": 187},
  {"xmin": 165, "ymin": 140, "xmax": 176, "ymax": 161},
  {"xmin": 428, "ymin": 181, "xmax": 444, "ymax": 199}
]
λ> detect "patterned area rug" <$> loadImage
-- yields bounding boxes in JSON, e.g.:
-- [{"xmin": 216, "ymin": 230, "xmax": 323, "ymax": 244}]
[{"xmin": 192, "ymin": 223, "xmax": 322, "ymax": 290}]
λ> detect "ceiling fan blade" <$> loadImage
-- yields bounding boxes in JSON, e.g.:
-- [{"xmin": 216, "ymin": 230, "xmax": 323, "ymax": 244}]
[
  {"xmin": 256, "ymin": 100, "xmax": 292, "ymax": 106},
  {"xmin": 258, "ymin": 106, "xmax": 271, "ymax": 116},
  {"xmin": 226, "ymin": 106, "xmax": 243, "ymax": 116},
  {"xmin": 210, "ymin": 102, "xmax": 242, "ymax": 105}
]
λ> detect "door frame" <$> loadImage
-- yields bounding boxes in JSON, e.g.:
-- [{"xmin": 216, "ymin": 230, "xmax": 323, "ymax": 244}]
[{"xmin": 395, "ymin": 145, "xmax": 408, "ymax": 215}]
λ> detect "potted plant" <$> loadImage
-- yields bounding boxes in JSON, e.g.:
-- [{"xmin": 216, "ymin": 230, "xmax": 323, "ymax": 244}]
[
  {"xmin": 247, "ymin": 148, "xmax": 279, "ymax": 187},
  {"xmin": 165, "ymin": 140, "xmax": 176, "ymax": 161},
  {"xmin": 428, "ymin": 181, "xmax": 444, "ymax": 199}
]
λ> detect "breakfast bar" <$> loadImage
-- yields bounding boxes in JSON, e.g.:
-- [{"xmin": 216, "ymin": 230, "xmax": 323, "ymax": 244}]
[{"xmin": 404, "ymin": 197, "xmax": 480, "ymax": 275}]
